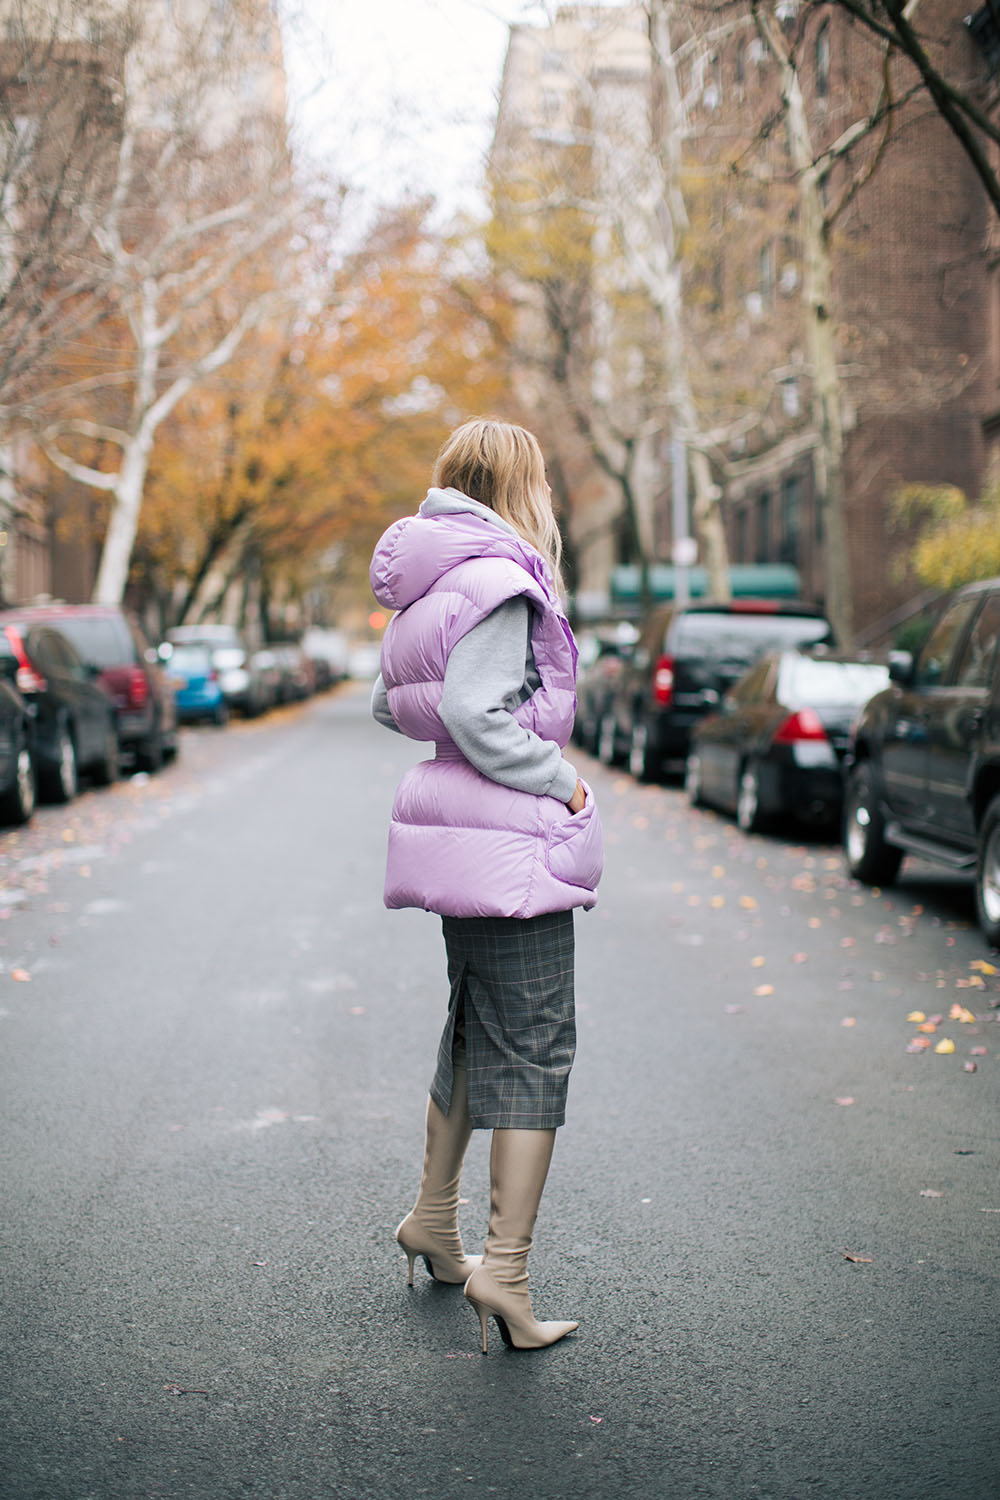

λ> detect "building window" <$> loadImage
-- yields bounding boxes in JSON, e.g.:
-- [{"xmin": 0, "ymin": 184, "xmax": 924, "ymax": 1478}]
[
  {"xmin": 756, "ymin": 491, "xmax": 772, "ymax": 562},
  {"xmin": 816, "ymin": 23, "xmax": 831, "ymax": 98},
  {"xmin": 736, "ymin": 504, "xmax": 749, "ymax": 561},
  {"xmin": 780, "ymin": 377, "xmax": 800, "ymax": 417},
  {"xmin": 760, "ymin": 242, "xmax": 775, "ymax": 307},
  {"xmin": 780, "ymin": 474, "xmax": 800, "ymax": 564}
]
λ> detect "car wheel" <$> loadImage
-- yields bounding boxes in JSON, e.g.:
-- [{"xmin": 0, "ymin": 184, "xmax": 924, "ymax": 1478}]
[
  {"xmin": 684, "ymin": 753, "xmax": 705, "ymax": 808},
  {"xmin": 736, "ymin": 760, "xmax": 767, "ymax": 834},
  {"xmin": 213, "ymin": 702, "xmax": 229, "ymax": 728},
  {"xmin": 974, "ymin": 793, "xmax": 1000, "ymax": 948},
  {"xmin": 91, "ymin": 724, "xmax": 120, "ymax": 786},
  {"xmin": 629, "ymin": 720, "xmax": 658, "ymax": 782},
  {"xmin": 843, "ymin": 763, "xmax": 903, "ymax": 885},
  {"xmin": 597, "ymin": 713, "xmax": 622, "ymax": 767},
  {"xmin": 0, "ymin": 738, "xmax": 36, "ymax": 825},
  {"xmin": 136, "ymin": 729, "xmax": 164, "ymax": 773},
  {"xmin": 46, "ymin": 724, "xmax": 78, "ymax": 804}
]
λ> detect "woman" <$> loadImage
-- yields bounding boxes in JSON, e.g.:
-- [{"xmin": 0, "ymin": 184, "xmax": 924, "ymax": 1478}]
[{"xmin": 369, "ymin": 418, "xmax": 603, "ymax": 1353}]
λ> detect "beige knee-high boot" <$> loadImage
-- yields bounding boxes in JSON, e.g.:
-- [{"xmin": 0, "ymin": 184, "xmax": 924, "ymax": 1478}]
[
  {"xmin": 395, "ymin": 1062, "xmax": 481, "ymax": 1285},
  {"xmin": 463, "ymin": 1128, "xmax": 578, "ymax": 1351}
]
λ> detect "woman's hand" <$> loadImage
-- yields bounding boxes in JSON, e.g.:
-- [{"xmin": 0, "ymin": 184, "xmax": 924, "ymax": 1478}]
[{"xmin": 566, "ymin": 779, "xmax": 586, "ymax": 814}]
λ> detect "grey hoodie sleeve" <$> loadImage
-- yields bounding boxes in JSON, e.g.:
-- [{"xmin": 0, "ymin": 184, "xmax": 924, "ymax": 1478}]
[
  {"xmin": 371, "ymin": 673, "xmax": 402, "ymax": 734},
  {"xmin": 439, "ymin": 597, "xmax": 579, "ymax": 802}
]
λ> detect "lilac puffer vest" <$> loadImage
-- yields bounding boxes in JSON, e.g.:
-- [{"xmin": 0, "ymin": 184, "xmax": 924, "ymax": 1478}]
[{"xmin": 370, "ymin": 508, "xmax": 603, "ymax": 919}]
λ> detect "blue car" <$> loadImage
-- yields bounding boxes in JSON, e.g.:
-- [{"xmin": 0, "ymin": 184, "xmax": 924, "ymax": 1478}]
[{"xmin": 164, "ymin": 645, "xmax": 228, "ymax": 726}]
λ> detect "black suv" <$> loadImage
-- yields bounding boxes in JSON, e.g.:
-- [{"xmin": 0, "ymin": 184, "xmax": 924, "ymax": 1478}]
[
  {"xmin": 599, "ymin": 599, "xmax": 834, "ymax": 781},
  {"xmin": 843, "ymin": 577, "xmax": 1000, "ymax": 946}
]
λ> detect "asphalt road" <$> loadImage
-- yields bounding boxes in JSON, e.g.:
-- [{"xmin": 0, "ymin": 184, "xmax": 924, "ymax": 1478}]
[{"xmin": 1, "ymin": 685, "xmax": 997, "ymax": 1500}]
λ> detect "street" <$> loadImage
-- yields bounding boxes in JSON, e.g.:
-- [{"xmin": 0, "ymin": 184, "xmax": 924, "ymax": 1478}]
[{"xmin": 1, "ymin": 684, "xmax": 997, "ymax": 1500}]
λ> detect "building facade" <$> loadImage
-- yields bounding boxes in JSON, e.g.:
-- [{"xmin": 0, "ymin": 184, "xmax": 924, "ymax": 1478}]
[{"xmin": 493, "ymin": 1, "xmax": 994, "ymax": 637}]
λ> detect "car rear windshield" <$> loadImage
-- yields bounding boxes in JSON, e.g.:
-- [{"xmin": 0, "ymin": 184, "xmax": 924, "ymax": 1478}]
[
  {"xmin": 169, "ymin": 646, "xmax": 211, "ymax": 672},
  {"xmin": 50, "ymin": 615, "xmax": 133, "ymax": 668},
  {"xmin": 779, "ymin": 657, "xmax": 889, "ymax": 707},
  {"xmin": 671, "ymin": 612, "xmax": 832, "ymax": 662}
]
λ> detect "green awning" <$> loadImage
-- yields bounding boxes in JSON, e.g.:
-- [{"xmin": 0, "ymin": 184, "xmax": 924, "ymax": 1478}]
[{"xmin": 611, "ymin": 563, "xmax": 803, "ymax": 603}]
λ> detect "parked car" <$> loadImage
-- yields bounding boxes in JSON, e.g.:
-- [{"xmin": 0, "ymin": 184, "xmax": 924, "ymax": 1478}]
[
  {"xmin": 163, "ymin": 645, "xmax": 228, "ymax": 725},
  {"xmin": 273, "ymin": 643, "xmax": 315, "ymax": 701},
  {"xmin": 572, "ymin": 624, "xmax": 637, "ymax": 754},
  {"xmin": 686, "ymin": 651, "xmax": 890, "ymax": 833},
  {"xmin": 0, "ymin": 615, "xmax": 118, "ymax": 801},
  {"xmin": 166, "ymin": 625, "xmax": 269, "ymax": 717},
  {"xmin": 248, "ymin": 648, "xmax": 283, "ymax": 711},
  {"xmin": 347, "ymin": 641, "xmax": 383, "ymax": 680},
  {"xmin": 843, "ymin": 577, "xmax": 1000, "ymax": 946},
  {"xmin": 599, "ymin": 599, "xmax": 835, "ymax": 781},
  {"xmin": 302, "ymin": 627, "xmax": 349, "ymax": 689},
  {"xmin": 0, "ymin": 634, "xmax": 36, "ymax": 824},
  {"xmin": 4, "ymin": 603, "xmax": 178, "ymax": 771}
]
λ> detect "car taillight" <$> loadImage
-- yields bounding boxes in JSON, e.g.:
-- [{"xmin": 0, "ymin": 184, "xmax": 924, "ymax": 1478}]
[
  {"xmin": 3, "ymin": 627, "xmax": 46, "ymax": 693},
  {"xmin": 653, "ymin": 654, "xmax": 674, "ymax": 706},
  {"xmin": 774, "ymin": 708, "xmax": 837, "ymax": 767},
  {"xmin": 773, "ymin": 708, "xmax": 828, "ymax": 743},
  {"xmin": 126, "ymin": 667, "xmax": 149, "ymax": 709}
]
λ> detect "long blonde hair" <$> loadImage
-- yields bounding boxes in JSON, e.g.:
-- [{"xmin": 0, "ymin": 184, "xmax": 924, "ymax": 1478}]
[{"xmin": 432, "ymin": 418, "xmax": 563, "ymax": 592}]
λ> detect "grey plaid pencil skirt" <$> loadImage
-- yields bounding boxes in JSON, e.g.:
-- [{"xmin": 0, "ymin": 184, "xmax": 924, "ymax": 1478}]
[{"xmin": 429, "ymin": 910, "xmax": 576, "ymax": 1130}]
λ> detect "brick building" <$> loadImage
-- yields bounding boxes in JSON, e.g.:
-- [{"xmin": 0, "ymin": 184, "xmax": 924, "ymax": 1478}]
[{"xmin": 493, "ymin": 1, "xmax": 995, "ymax": 638}]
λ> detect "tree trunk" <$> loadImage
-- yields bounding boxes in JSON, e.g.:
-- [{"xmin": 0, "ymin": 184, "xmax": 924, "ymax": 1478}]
[
  {"xmin": 92, "ymin": 425, "xmax": 155, "ymax": 604},
  {"xmin": 755, "ymin": 2, "xmax": 855, "ymax": 646},
  {"xmin": 647, "ymin": 0, "xmax": 731, "ymax": 600}
]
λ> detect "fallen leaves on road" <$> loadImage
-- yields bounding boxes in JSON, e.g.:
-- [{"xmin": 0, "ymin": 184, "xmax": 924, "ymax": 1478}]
[
  {"xmin": 934, "ymin": 1038, "xmax": 956, "ymax": 1054},
  {"xmin": 754, "ymin": 983, "xmax": 774, "ymax": 997},
  {"xmin": 844, "ymin": 1251, "xmax": 873, "ymax": 1264},
  {"xmin": 834, "ymin": 1097, "xmax": 854, "ymax": 1106},
  {"xmin": 10, "ymin": 968, "xmax": 30, "ymax": 982},
  {"xmin": 920, "ymin": 1189, "xmax": 944, "ymax": 1198}
]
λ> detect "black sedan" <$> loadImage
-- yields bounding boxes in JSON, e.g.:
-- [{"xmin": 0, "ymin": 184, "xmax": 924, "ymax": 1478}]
[
  {"xmin": 685, "ymin": 652, "xmax": 889, "ymax": 833},
  {"xmin": 0, "ymin": 617, "xmax": 118, "ymax": 802},
  {"xmin": 0, "ymin": 636, "xmax": 36, "ymax": 824}
]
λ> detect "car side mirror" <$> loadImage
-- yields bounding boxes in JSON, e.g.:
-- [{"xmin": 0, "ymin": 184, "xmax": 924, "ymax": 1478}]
[{"xmin": 888, "ymin": 650, "xmax": 914, "ymax": 685}]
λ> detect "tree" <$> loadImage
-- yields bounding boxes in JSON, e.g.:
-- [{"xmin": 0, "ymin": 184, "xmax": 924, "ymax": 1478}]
[
  {"xmin": 0, "ymin": 0, "xmax": 123, "ymax": 423},
  {"xmin": 825, "ymin": 0, "xmax": 1000, "ymax": 217},
  {"xmin": 33, "ymin": 0, "xmax": 294, "ymax": 606},
  {"xmin": 129, "ymin": 204, "xmax": 512, "ymax": 635},
  {"xmin": 890, "ymin": 482, "xmax": 1000, "ymax": 588}
]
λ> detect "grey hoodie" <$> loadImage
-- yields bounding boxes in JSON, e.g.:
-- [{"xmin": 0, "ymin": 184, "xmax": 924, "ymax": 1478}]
[{"xmin": 371, "ymin": 488, "xmax": 578, "ymax": 803}]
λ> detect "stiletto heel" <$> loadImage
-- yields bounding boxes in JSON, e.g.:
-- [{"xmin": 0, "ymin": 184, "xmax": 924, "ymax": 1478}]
[
  {"xmin": 467, "ymin": 1296, "xmax": 491, "ymax": 1354},
  {"xmin": 396, "ymin": 1216, "xmax": 480, "ymax": 1286},
  {"xmin": 403, "ymin": 1244, "xmax": 418, "ymax": 1287}
]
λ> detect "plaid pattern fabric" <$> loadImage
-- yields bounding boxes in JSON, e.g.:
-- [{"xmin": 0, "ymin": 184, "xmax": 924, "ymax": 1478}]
[{"xmin": 430, "ymin": 911, "xmax": 576, "ymax": 1129}]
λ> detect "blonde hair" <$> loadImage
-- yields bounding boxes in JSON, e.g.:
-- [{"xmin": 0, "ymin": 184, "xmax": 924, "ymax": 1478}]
[{"xmin": 432, "ymin": 418, "xmax": 563, "ymax": 591}]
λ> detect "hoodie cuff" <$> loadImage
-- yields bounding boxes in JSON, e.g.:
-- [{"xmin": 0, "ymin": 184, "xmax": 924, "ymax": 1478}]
[{"xmin": 549, "ymin": 758, "xmax": 579, "ymax": 805}]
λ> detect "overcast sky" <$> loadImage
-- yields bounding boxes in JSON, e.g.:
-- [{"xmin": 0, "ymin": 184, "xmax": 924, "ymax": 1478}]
[{"xmin": 280, "ymin": 1, "xmax": 551, "ymax": 217}]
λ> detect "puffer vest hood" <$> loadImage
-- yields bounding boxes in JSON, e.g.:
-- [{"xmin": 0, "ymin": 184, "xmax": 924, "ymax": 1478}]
[{"xmin": 370, "ymin": 496, "xmax": 603, "ymax": 919}]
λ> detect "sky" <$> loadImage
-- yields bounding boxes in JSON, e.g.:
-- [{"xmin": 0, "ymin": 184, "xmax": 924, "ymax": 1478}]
[{"xmin": 279, "ymin": 0, "xmax": 551, "ymax": 219}]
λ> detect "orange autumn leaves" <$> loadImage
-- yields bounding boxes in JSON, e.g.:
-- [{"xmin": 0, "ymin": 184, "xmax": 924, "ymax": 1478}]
[{"xmin": 131, "ymin": 208, "xmax": 512, "ymax": 609}]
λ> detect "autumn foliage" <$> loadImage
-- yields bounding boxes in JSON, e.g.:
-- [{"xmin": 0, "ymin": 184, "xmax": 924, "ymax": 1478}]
[{"xmin": 120, "ymin": 206, "xmax": 512, "ymax": 628}]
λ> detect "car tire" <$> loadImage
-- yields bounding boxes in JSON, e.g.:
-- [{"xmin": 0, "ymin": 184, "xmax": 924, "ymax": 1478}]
[
  {"xmin": 137, "ymin": 728, "xmax": 164, "ymax": 773},
  {"xmin": 0, "ymin": 737, "xmax": 36, "ymax": 825},
  {"xmin": 597, "ymin": 713, "xmax": 623, "ymax": 767},
  {"xmin": 843, "ymin": 763, "xmax": 903, "ymax": 886},
  {"xmin": 213, "ymin": 702, "xmax": 229, "ymax": 728},
  {"xmin": 91, "ymin": 724, "xmax": 120, "ymax": 787},
  {"xmin": 684, "ymin": 753, "xmax": 705, "ymax": 808},
  {"xmin": 736, "ymin": 760, "xmax": 768, "ymax": 834},
  {"xmin": 46, "ymin": 723, "xmax": 78, "ymax": 804},
  {"xmin": 974, "ymin": 793, "xmax": 1000, "ymax": 948},
  {"xmin": 629, "ymin": 720, "xmax": 659, "ymax": 782}
]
